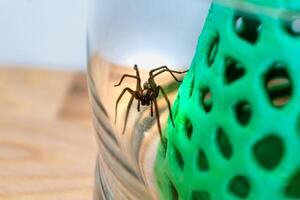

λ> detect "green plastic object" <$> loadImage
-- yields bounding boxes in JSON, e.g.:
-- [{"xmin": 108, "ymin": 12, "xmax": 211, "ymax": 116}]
[{"xmin": 155, "ymin": 1, "xmax": 300, "ymax": 199}]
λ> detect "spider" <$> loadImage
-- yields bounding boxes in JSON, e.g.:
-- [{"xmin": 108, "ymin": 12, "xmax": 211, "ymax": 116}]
[{"xmin": 114, "ymin": 64, "xmax": 188, "ymax": 139}]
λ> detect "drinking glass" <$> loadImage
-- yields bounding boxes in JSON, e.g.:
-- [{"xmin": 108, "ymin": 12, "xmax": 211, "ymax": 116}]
[
  {"xmin": 87, "ymin": 0, "xmax": 300, "ymax": 199},
  {"xmin": 87, "ymin": 0, "xmax": 210, "ymax": 199}
]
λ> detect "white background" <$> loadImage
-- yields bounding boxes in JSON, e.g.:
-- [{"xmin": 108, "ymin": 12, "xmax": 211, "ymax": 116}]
[
  {"xmin": 0, "ymin": 0, "xmax": 86, "ymax": 70},
  {"xmin": 88, "ymin": 0, "xmax": 211, "ymax": 69},
  {"xmin": 0, "ymin": 0, "xmax": 212, "ymax": 71}
]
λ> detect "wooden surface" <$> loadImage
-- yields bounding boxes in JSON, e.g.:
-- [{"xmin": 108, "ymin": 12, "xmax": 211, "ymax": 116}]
[{"xmin": 0, "ymin": 67, "xmax": 96, "ymax": 200}]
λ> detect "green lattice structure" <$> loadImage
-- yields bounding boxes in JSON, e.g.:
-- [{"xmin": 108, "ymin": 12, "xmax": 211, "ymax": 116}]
[{"xmin": 155, "ymin": 0, "xmax": 300, "ymax": 199}]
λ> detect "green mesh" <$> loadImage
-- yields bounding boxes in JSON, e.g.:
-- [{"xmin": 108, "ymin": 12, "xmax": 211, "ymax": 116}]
[
  {"xmin": 154, "ymin": 1, "xmax": 300, "ymax": 200},
  {"xmin": 237, "ymin": 0, "xmax": 300, "ymax": 10}
]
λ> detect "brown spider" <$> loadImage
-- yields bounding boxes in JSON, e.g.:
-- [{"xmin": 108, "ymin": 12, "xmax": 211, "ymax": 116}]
[{"xmin": 114, "ymin": 64, "xmax": 188, "ymax": 138}]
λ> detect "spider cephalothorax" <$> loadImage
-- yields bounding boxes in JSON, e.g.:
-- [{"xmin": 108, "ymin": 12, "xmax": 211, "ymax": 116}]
[
  {"xmin": 114, "ymin": 64, "xmax": 187, "ymax": 139},
  {"xmin": 139, "ymin": 82, "xmax": 155, "ymax": 106}
]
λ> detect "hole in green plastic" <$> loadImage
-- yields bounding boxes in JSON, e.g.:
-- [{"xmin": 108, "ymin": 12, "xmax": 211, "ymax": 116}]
[
  {"xmin": 201, "ymin": 88, "xmax": 213, "ymax": 113},
  {"xmin": 170, "ymin": 181, "xmax": 179, "ymax": 200},
  {"xmin": 174, "ymin": 146, "xmax": 184, "ymax": 170},
  {"xmin": 189, "ymin": 75, "xmax": 195, "ymax": 98},
  {"xmin": 197, "ymin": 149, "xmax": 209, "ymax": 171},
  {"xmin": 161, "ymin": 137, "xmax": 168, "ymax": 158},
  {"xmin": 207, "ymin": 33, "xmax": 219, "ymax": 67},
  {"xmin": 285, "ymin": 169, "xmax": 300, "ymax": 198},
  {"xmin": 185, "ymin": 119, "xmax": 193, "ymax": 140},
  {"xmin": 225, "ymin": 57, "xmax": 245, "ymax": 84},
  {"xmin": 283, "ymin": 18, "xmax": 300, "ymax": 37},
  {"xmin": 234, "ymin": 13, "xmax": 261, "ymax": 44},
  {"xmin": 264, "ymin": 63, "xmax": 292, "ymax": 107},
  {"xmin": 173, "ymin": 97, "xmax": 180, "ymax": 120},
  {"xmin": 228, "ymin": 175, "xmax": 251, "ymax": 198},
  {"xmin": 235, "ymin": 101, "xmax": 251, "ymax": 126},
  {"xmin": 216, "ymin": 128, "xmax": 233, "ymax": 159},
  {"xmin": 253, "ymin": 135, "xmax": 284, "ymax": 170},
  {"xmin": 191, "ymin": 191, "xmax": 211, "ymax": 200}
]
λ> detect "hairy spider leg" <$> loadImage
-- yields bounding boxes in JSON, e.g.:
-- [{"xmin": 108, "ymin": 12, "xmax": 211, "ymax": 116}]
[
  {"xmin": 133, "ymin": 64, "xmax": 142, "ymax": 91},
  {"xmin": 114, "ymin": 74, "xmax": 139, "ymax": 87},
  {"xmin": 152, "ymin": 68, "xmax": 189, "ymax": 83},
  {"xmin": 137, "ymin": 99, "xmax": 140, "ymax": 112},
  {"xmin": 154, "ymin": 98, "xmax": 162, "ymax": 139},
  {"xmin": 150, "ymin": 100, "xmax": 153, "ymax": 117},
  {"xmin": 158, "ymin": 86, "xmax": 175, "ymax": 127},
  {"xmin": 122, "ymin": 94, "xmax": 135, "ymax": 134},
  {"xmin": 149, "ymin": 65, "xmax": 172, "ymax": 74},
  {"xmin": 150, "ymin": 65, "xmax": 188, "ymax": 76},
  {"xmin": 114, "ymin": 87, "xmax": 135, "ymax": 123}
]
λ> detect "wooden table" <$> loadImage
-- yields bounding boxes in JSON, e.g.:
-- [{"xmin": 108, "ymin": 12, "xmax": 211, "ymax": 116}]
[{"xmin": 0, "ymin": 67, "xmax": 97, "ymax": 200}]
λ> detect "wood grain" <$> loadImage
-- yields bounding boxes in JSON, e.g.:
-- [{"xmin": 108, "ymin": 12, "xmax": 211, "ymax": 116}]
[{"xmin": 0, "ymin": 67, "xmax": 96, "ymax": 200}]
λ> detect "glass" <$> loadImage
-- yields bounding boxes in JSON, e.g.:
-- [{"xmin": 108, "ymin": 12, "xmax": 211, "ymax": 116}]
[
  {"xmin": 87, "ymin": 0, "xmax": 300, "ymax": 199},
  {"xmin": 87, "ymin": 0, "xmax": 210, "ymax": 199}
]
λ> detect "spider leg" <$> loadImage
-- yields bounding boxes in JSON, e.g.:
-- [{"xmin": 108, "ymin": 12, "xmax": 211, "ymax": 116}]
[
  {"xmin": 150, "ymin": 65, "xmax": 188, "ymax": 76},
  {"xmin": 137, "ymin": 99, "xmax": 140, "ymax": 112},
  {"xmin": 133, "ymin": 64, "xmax": 142, "ymax": 91},
  {"xmin": 114, "ymin": 74, "xmax": 139, "ymax": 87},
  {"xmin": 150, "ymin": 100, "xmax": 153, "ymax": 117},
  {"xmin": 152, "ymin": 68, "xmax": 188, "ymax": 83},
  {"xmin": 122, "ymin": 94, "xmax": 135, "ymax": 134},
  {"xmin": 149, "ymin": 66, "xmax": 167, "ymax": 74},
  {"xmin": 158, "ymin": 86, "xmax": 175, "ymax": 127},
  {"xmin": 154, "ymin": 98, "xmax": 162, "ymax": 139},
  {"xmin": 149, "ymin": 66, "xmax": 177, "ymax": 75},
  {"xmin": 115, "ymin": 87, "xmax": 135, "ymax": 123}
]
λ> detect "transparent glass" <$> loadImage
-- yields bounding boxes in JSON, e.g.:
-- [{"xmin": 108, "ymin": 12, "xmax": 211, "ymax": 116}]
[
  {"xmin": 87, "ymin": 0, "xmax": 300, "ymax": 199},
  {"xmin": 87, "ymin": 0, "xmax": 210, "ymax": 199}
]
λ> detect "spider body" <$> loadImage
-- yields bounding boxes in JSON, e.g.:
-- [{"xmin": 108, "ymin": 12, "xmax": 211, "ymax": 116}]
[
  {"xmin": 139, "ymin": 81, "xmax": 158, "ymax": 106},
  {"xmin": 114, "ymin": 64, "xmax": 187, "ymax": 139}
]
